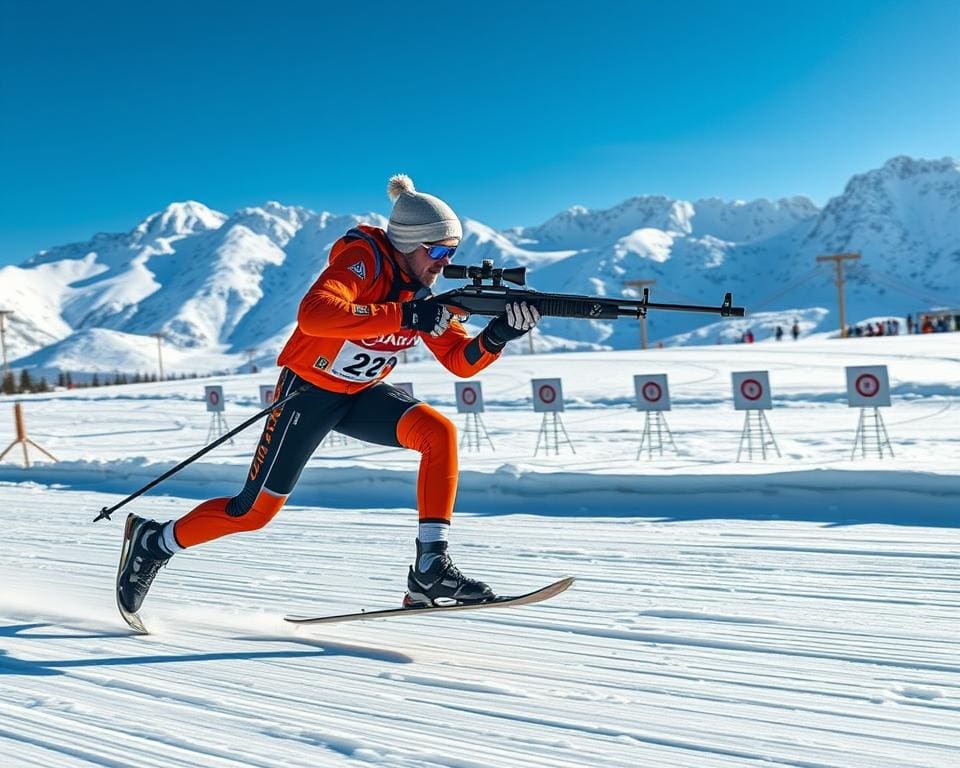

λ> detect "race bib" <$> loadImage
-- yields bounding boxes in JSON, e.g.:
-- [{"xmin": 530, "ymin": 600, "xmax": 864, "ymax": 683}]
[{"xmin": 327, "ymin": 340, "xmax": 401, "ymax": 383}]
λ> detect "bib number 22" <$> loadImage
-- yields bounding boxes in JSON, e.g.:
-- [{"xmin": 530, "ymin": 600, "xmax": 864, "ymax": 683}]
[{"xmin": 341, "ymin": 353, "xmax": 397, "ymax": 379}]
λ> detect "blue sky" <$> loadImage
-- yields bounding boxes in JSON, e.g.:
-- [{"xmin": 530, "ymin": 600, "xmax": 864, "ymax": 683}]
[{"xmin": 0, "ymin": 0, "xmax": 957, "ymax": 265}]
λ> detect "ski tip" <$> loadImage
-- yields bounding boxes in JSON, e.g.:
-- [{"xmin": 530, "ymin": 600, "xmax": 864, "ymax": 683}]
[{"xmin": 119, "ymin": 608, "xmax": 149, "ymax": 635}]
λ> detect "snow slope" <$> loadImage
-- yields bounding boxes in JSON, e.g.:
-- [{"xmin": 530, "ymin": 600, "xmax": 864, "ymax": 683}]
[{"xmin": 1, "ymin": 336, "xmax": 959, "ymax": 766}]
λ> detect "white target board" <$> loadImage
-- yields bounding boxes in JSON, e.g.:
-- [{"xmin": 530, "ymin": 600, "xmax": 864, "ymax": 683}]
[
  {"xmin": 532, "ymin": 378, "xmax": 565, "ymax": 413},
  {"xmin": 393, "ymin": 382, "xmax": 414, "ymax": 398},
  {"xmin": 634, "ymin": 374, "xmax": 671, "ymax": 412},
  {"xmin": 846, "ymin": 365, "xmax": 891, "ymax": 408},
  {"xmin": 204, "ymin": 385, "xmax": 225, "ymax": 413},
  {"xmin": 455, "ymin": 381, "xmax": 484, "ymax": 413},
  {"xmin": 259, "ymin": 385, "xmax": 276, "ymax": 408},
  {"xmin": 732, "ymin": 371, "xmax": 772, "ymax": 411}
]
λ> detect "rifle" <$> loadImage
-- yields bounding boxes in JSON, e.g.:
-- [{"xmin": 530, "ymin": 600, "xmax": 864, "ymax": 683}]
[{"xmin": 435, "ymin": 261, "xmax": 745, "ymax": 320}]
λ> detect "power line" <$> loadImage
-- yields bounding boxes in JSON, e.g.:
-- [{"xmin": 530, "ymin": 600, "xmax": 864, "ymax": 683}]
[
  {"xmin": 851, "ymin": 265, "xmax": 959, "ymax": 309},
  {"xmin": 750, "ymin": 266, "xmax": 825, "ymax": 311}
]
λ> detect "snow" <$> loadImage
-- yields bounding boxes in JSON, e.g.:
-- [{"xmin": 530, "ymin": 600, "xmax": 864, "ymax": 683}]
[{"xmin": 1, "ymin": 334, "xmax": 959, "ymax": 766}]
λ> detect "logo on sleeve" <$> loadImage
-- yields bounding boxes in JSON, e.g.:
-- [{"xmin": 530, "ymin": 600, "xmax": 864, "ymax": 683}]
[
  {"xmin": 353, "ymin": 305, "xmax": 371, "ymax": 315},
  {"xmin": 315, "ymin": 357, "xmax": 329, "ymax": 370},
  {"xmin": 348, "ymin": 260, "xmax": 366, "ymax": 280}
]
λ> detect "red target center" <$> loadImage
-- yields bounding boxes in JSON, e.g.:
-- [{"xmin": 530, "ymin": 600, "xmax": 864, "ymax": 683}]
[
  {"xmin": 855, "ymin": 374, "xmax": 880, "ymax": 398},
  {"xmin": 740, "ymin": 379, "xmax": 763, "ymax": 401}
]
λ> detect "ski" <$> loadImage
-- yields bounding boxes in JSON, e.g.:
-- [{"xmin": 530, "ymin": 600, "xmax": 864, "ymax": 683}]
[
  {"xmin": 115, "ymin": 515, "xmax": 149, "ymax": 634},
  {"xmin": 284, "ymin": 576, "xmax": 575, "ymax": 625}
]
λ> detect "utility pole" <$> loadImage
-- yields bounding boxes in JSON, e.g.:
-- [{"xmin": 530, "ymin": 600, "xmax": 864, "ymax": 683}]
[
  {"xmin": 150, "ymin": 332, "xmax": 165, "ymax": 381},
  {"xmin": 623, "ymin": 279, "xmax": 656, "ymax": 349},
  {"xmin": 0, "ymin": 310, "xmax": 12, "ymax": 378},
  {"xmin": 816, "ymin": 253, "xmax": 860, "ymax": 337}
]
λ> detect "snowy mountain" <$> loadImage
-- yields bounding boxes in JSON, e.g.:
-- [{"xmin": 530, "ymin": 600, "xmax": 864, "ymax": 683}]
[{"xmin": 2, "ymin": 156, "xmax": 957, "ymax": 375}]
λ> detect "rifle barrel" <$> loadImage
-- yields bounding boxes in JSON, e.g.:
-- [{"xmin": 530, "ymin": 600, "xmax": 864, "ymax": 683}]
[{"xmin": 440, "ymin": 288, "xmax": 744, "ymax": 319}]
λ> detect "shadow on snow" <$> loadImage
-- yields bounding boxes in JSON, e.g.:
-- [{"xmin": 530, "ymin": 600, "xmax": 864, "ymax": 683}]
[{"xmin": 0, "ymin": 622, "xmax": 412, "ymax": 676}]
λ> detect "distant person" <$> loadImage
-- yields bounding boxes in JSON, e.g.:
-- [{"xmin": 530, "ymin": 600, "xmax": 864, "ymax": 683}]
[
  {"xmin": 845, "ymin": 325, "xmax": 854, "ymax": 338},
  {"xmin": 775, "ymin": 325, "xmax": 784, "ymax": 341},
  {"xmin": 791, "ymin": 320, "xmax": 800, "ymax": 341},
  {"xmin": 745, "ymin": 329, "xmax": 755, "ymax": 344},
  {"xmin": 906, "ymin": 314, "xmax": 914, "ymax": 334},
  {"xmin": 116, "ymin": 174, "xmax": 541, "ymax": 622},
  {"xmin": 866, "ymin": 324, "xmax": 875, "ymax": 337},
  {"xmin": 921, "ymin": 315, "xmax": 934, "ymax": 333},
  {"xmin": 876, "ymin": 321, "xmax": 884, "ymax": 337}
]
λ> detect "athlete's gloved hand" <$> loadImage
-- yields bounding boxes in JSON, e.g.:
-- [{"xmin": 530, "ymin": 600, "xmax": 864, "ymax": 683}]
[
  {"xmin": 481, "ymin": 301, "xmax": 541, "ymax": 351},
  {"xmin": 401, "ymin": 296, "xmax": 456, "ymax": 337}
]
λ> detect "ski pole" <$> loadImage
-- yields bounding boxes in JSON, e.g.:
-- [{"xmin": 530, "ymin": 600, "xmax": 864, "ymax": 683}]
[{"xmin": 92, "ymin": 384, "xmax": 310, "ymax": 522}]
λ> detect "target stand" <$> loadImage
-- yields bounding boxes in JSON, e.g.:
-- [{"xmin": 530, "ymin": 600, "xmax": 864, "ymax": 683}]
[
  {"xmin": 320, "ymin": 432, "xmax": 351, "ymax": 448},
  {"xmin": 736, "ymin": 410, "xmax": 781, "ymax": 462},
  {"xmin": 0, "ymin": 403, "xmax": 58, "ymax": 468},
  {"xmin": 534, "ymin": 413, "xmax": 576, "ymax": 457},
  {"xmin": 636, "ymin": 411, "xmax": 677, "ymax": 459},
  {"xmin": 851, "ymin": 407, "xmax": 894, "ymax": 459},
  {"xmin": 207, "ymin": 411, "xmax": 234, "ymax": 444},
  {"xmin": 460, "ymin": 413, "xmax": 495, "ymax": 452}
]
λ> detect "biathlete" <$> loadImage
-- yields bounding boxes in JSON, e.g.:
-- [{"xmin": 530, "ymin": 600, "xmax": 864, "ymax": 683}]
[{"xmin": 118, "ymin": 174, "xmax": 540, "ymax": 615}]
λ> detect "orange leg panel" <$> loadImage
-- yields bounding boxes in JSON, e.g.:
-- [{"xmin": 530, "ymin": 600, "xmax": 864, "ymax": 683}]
[
  {"xmin": 396, "ymin": 403, "xmax": 458, "ymax": 523},
  {"xmin": 173, "ymin": 490, "xmax": 287, "ymax": 548}
]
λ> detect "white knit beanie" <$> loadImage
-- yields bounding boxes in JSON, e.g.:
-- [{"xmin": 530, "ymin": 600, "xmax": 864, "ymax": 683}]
[{"xmin": 385, "ymin": 174, "xmax": 462, "ymax": 254}]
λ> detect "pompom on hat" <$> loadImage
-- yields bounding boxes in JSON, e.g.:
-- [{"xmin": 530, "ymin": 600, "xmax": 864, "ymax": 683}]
[{"xmin": 386, "ymin": 174, "xmax": 462, "ymax": 254}]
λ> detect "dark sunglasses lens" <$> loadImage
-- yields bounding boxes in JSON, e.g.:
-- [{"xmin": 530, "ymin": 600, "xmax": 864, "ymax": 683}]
[{"xmin": 427, "ymin": 245, "xmax": 456, "ymax": 260}]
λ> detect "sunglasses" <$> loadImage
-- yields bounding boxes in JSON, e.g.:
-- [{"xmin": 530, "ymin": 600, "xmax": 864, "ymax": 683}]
[{"xmin": 423, "ymin": 243, "xmax": 458, "ymax": 261}]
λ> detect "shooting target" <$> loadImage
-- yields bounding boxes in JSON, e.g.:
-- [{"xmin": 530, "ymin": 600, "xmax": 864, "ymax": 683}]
[
  {"xmin": 455, "ymin": 381, "xmax": 484, "ymax": 413},
  {"xmin": 634, "ymin": 374, "xmax": 671, "ymax": 411},
  {"xmin": 532, "ymin": 378, "xmax": 565, "ymax": 412},
  {"xmin": 732, "ymin": 371, "xmax": 773, "ymax": 410},
  {"xmin": 846, "ymin": 366, "xmax": 891, "ymax": 408}
]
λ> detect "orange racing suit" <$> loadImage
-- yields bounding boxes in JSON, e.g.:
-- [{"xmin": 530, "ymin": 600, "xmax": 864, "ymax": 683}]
[{"xmin": 173, "ymin": 226, "xmax": 503, "ymax": 548}]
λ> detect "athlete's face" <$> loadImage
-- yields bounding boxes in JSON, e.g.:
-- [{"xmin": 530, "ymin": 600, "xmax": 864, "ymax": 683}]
[{"xmin": 403, "ymin": 238, "xmax": 459, "ymax": 287}]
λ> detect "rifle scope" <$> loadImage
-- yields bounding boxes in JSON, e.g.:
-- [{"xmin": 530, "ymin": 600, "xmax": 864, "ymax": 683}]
[{"xmin": 444, "ymin": 260, "xmax": 526, "ymax": 287}]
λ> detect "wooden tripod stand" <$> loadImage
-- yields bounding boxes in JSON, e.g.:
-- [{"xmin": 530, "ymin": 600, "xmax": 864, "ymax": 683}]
[{"xmin": 0, "ymin": 402, "xmax": 58, "ymax": 467}]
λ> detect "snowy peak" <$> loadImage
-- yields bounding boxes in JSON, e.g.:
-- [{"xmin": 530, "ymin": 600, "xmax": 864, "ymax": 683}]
[
  {"xmin": 520, "ymin": 195, "xmax": 820, "ymax": 251},
  {"xmin": 689, "ymin": 197, "xmax": 819, "ymax": 243},
  {"xmin": 222, "ymin": 202, "xmax": 314, "ymax": 248},
  {"xmin": 132, "ymin": 201, "xmax": 227, "ymax": 244},
  {"xmin": 877, "ymin": 155, "xmax": 959, "ymax": 181},
  {"xmin": 520, "ymin": 196, "xmax": 691, "ymax": 249},
  {"xmin": 459, "ymin": 218, "xmax": 575, "ymax": 270},
  {"xmin": 806, "ymin": 155, "xmax": 960, "ymax": 270}
]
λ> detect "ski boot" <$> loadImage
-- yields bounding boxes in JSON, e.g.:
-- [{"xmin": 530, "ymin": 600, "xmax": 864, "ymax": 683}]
[
  {"xmin": 116, "ymin": 514, "xmax": 173, "ymax": 621},
  {"xmin": 404, "ymin": 539, "xmax": 496, "ymax": 607}
]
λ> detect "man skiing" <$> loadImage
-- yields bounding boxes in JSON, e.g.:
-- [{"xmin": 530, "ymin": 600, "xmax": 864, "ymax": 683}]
[{"xmin": 118, "ymin": 174, "xmax": 540, "ymax": 619}]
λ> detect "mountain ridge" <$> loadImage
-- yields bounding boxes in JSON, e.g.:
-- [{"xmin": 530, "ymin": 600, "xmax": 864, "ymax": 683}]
[{"xmin": 2, "ymin": 155, "xmax": 957, "ymax": 374}]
